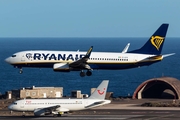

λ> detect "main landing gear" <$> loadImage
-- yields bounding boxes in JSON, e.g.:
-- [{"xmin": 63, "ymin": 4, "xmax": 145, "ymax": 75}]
[
  {"xmin": 80, "ymin": 70, "xmax": 92, "ymax": 77},
  {"xmin": 19, "ymin": 68, "xmax": 23, "ymax": 74},
  {"xmin": 53, "ymin": 114, "xmax": 61, "ymax": 117}
]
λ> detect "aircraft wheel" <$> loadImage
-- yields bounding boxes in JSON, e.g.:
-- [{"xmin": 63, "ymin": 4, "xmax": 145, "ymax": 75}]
[
  {"xmin": 53, "ymin": 114, "xmax": 58, "ymax": 117},
  {"xmin": 86, "ymin": 71, "xmax": 92, "ymax": 76},
  {"xmin": 19, "ymin": 69, "xmax": 23, "ymax": 74},
  {"xmin": 80, "ymin": 71, "xmax": 86, "ymax": 77}
]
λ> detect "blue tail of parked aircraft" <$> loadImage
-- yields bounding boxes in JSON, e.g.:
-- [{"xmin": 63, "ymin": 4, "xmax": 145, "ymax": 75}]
[{"xmin": 129, "ymin": 24, "xmax": 169, "ymax": 55}]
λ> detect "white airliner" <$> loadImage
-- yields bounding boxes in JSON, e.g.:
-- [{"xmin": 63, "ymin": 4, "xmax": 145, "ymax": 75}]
[
  {"xmin": 5, "ymin": 24, "xmax": 175, "ymax": 77},
  {"xmin": 8, "ymin": 80, "xmax": 110, "ymax": 117}
]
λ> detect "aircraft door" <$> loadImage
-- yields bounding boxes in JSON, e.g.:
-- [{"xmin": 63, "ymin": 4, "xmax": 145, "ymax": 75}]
[
  {"xmin": 24, "ymin": 53, "xmax": 33, "ymax": 61},
  {"xmin": 134, "ymin": 56, "xmax": 138, "ymax": 61},
  {"xmin": 84, "ymin": 100, "xmax": 88, "ymax": 108},
  {"xmin": 20, "ymin": 101, "xmax": 24, "ymax": 108},
  {"xmin": 21, "ymin": 55, "xmax": 25, "ymax": 62},
  {"xmin": 134, "ymin": 56, "xmax": 139, "ymax": 66}
]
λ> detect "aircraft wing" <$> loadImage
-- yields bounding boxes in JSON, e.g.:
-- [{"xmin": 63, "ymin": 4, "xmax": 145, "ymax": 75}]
[
  {"xmin": 42, "ymin": 105, "xmax": 60, "ymax": 111},
  {"xmin": 69, "ymin": 46, "xmax": 93, "ymax": 70},
  {"xmin": 34, "ymin": 105, "xmax": 60, "ymax": 116},
  {"xmin": 34, "ymin": 105, "xmax": 69, "ymax": 116}
]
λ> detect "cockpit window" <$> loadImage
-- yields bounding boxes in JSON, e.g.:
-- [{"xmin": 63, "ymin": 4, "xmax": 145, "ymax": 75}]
[
  {"xmin": 13, "ymin": 102, "xmax": 17, "ymax": 105},
  {"xmin": 11, "ymin": 55, "xmax": 16, "ymax": 57}
]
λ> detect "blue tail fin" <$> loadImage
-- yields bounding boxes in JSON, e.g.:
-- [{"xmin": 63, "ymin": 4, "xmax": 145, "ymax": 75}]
[{"xmin": 129, "ymin": 24, "xmax": 169, "ymax": 54}]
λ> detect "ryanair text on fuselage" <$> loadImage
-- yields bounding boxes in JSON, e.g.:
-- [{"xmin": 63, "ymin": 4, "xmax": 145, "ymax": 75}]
[{"xmin": 27, "ymin": 53, "xmax": 85, "ymax": 61}]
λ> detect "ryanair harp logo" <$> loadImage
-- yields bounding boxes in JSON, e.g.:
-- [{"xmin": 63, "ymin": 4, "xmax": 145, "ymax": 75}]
[{"xmin": 150, "ymin": 36, "xmax": 164, "ymax": 50}]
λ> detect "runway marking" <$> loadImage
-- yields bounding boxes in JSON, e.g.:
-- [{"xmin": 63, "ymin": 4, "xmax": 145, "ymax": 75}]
[
  {"xmin": 131, "ymin": 111, "xmax": 171, "ymax": 115},
  {"xmin": 33, "ymin": 115, "xmax": 144, "ymax": 120},
  {"xmin": 143, "ymin": 114, "xmax": 175, "ymax": 120},
  {"xmin": 131, "ymin": 112, "xmax": 146, "ymax": 114},
  {"xmin": 154, "ymin": 112, "xmax": 170, "ymax": 113}
]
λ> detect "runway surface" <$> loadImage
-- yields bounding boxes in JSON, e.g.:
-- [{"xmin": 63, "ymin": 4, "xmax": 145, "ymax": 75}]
[
  {"xmin": 2, "ymin": 100, "xmax": 180, "ymax": 120},
  {"xmin": 1, "ymin": 109, "xmax": 180, "ymax": 120}
]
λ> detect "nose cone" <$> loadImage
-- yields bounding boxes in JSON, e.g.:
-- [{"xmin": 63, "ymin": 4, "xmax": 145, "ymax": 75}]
[
  {"xmin": 8, "ymin": 104, "xmax": 13, "ymax": 110},
  {"xmin": 5, "ymin": 57, "xmax": 11, "ymax": 63}
]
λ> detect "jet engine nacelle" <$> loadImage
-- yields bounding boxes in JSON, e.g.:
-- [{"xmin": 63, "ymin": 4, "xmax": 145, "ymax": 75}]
[
  {"xmin": 53, "ymin": 63, "xmax": 70, "ymax": 72},
  {"xmin": 34, "ymin": 108, "xmax": 51, "ymax": 116}
]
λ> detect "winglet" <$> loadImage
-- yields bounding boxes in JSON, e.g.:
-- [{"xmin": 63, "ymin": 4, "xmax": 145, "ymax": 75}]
[
  {"xmin": 84, "ymin": 46, "xmax": 93, "ymax": 58},
  {"xmin": 88, "ymin": 80, "xmax": 109, "ymax": 100},
  {"xmin": 122, "ymin": 43, "xmax": 130, "ymax": 53}
]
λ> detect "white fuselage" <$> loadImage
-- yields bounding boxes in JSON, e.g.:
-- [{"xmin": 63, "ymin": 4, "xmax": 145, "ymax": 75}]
[
  {"xmin": 5, "ymin": 50, "xmax": 163, "ymax": 70},
  {"xmin": 8, "ymin": 99, "xmax": 111, "ymax": 112}
]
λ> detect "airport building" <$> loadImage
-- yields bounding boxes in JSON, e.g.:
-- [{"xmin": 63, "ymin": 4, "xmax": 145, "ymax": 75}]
[
  {"xmin": 5, "ymin": 85, "xmax": 113, "ymax": 100},
  {"xmin": 20, "ymin": 86, "xmax": 63, "ymax": 99},
  {"xmin": 5, "ymin": 76, "xmax": 180, "ymax": 100},
  {"xmin": 71, "ymin": 89, "xmax": 113, "ymax": 99},
  {"xmin": 71, "ymin": 90, "xmax": 89, "ymax": 98},
  {"xmin": 6, "ymin": 86, "xmax": 63, "ymax": 99}
]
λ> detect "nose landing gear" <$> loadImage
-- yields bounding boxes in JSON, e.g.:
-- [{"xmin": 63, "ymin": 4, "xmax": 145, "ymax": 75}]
[{"xmin": 19, "ymin": 68, "xmax": 23, "ymax": 74}]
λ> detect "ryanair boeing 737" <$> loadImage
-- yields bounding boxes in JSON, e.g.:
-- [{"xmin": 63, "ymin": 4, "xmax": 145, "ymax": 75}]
[{"xmin": 5, "ymin": 24, "xmax": 174, "ymax": 77}]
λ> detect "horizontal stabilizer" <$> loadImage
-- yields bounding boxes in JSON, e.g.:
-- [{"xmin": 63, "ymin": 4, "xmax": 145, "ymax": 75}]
[
  {"xmin": 85, "ymin": 101, "xmax": 105, "ymax": 108},
  {"xmin": 162, "ymin": 53, "xmax": 175, "ymax": 58}
]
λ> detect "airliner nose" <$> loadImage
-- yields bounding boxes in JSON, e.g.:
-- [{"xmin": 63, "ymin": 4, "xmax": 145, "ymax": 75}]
[
  {"xmin": 5, "ymin": 57, "xmax": 10, "ymax": 63},
  {"xmin": 8, "ymin": 104, "xmax": 13, "ymax": 110}
]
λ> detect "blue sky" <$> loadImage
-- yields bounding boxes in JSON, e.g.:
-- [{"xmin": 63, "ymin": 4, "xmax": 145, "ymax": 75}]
[{"xmin": 0, "ymin": 0, "xmax": 179, "ymax": 37}]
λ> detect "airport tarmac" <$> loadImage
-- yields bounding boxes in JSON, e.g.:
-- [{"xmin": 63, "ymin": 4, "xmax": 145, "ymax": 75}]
[
  {"xmin": 1, "ymin": 101, "xmax": 180, "ymax": 120},
  {"xmin": 0, "ymin": 109, "xmax": 180, "ymax": 120}
]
